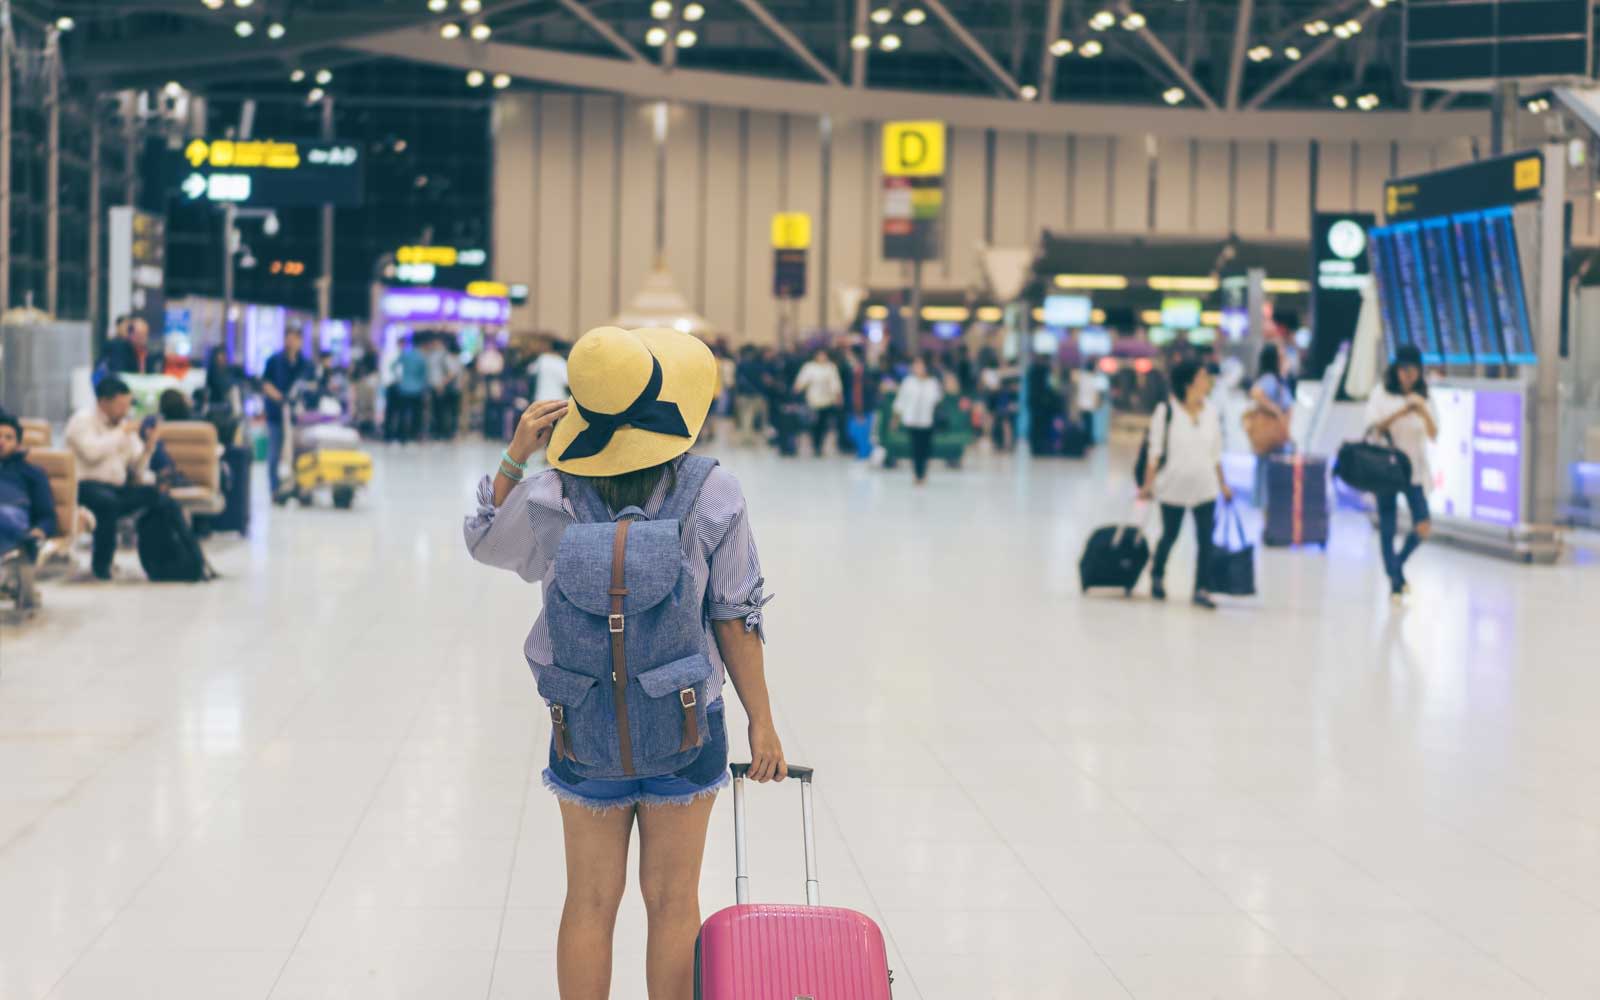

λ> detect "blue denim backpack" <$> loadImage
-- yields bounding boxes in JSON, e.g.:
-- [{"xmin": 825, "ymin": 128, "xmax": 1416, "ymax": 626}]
[{"xmin": 540, "ymin": 456, "xmax": 718, "ymax": 780}]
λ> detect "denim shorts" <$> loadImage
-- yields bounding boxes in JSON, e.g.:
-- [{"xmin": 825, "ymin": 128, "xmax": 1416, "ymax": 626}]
[{"xmin": 543, "ymin": 703, "xmax": 729, "ymax": 811}]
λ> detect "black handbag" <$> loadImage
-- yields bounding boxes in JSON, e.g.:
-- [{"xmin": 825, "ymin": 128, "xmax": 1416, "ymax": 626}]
[
  {"xmin": 1206, "ymin": 501, "xmax": 1257, "ymax": 597},
  {"xmin": 1334, "ymin": 429, "xmax": 1413, "ymax": 495}
]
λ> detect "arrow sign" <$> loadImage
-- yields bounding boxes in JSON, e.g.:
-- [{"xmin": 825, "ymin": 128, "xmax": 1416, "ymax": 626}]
[{"xmin": 181, "ymin": 173, "xmax": 208, "ymax": 200}]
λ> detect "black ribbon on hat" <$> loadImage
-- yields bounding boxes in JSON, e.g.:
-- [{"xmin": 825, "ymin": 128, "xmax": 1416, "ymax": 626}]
[{"xmin": 559, "ymin": 356, "xmax": 690, "ymax": 461}]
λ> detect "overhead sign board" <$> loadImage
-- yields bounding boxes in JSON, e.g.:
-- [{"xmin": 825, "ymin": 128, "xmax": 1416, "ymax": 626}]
[
  {"xmin": 1307, "ymin": 213, "xmax": 1374, "ymax": 377},
  {"xmin": 168, "ymin": 137, "xmax": 363, "ymax": 207},
  {"xmin": 379, "ymin": 286, "xmax": 510, "ymax": 326},
  {"xmin": 770, "ymin": 212, "xmax": 812, "ymax": 250},
  {"xmin": 882, "ymin": 121, "xmax": 945, "ymax": 261},
  {"xmin": 1385, "ymin": 151, "xmax": 1543, "ymax": 223},
  {"xmin": 1404, "ymin": 0, "xmax": 1592, "ymax": 87}
]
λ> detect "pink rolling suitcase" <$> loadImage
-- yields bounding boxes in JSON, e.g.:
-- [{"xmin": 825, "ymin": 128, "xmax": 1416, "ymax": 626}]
[{"xmin": 695, "ymin": 762, "xmax": 894, "ymax": 999}]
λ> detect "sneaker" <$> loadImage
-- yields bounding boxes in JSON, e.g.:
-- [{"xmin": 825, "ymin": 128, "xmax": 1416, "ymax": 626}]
[
  {"xmin": 1151, "ymin": 580, "xmax": 1167, "ymax": 601},
  {"xmin": 1192, "ymin": 592, "xmax": 1217, "ymax": 610}
]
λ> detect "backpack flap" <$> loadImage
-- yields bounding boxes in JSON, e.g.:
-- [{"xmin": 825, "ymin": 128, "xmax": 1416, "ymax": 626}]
[
  {"xmin": 636, "ymin": 653, "xmax": 714, "ymax": 755},
  {"xmin": 537, "ymin": 664, "xmax": 601, "ymax": 766},
  {"xmin": 553, "ymin": 519, "xmax": 684, "ymax": 616}
]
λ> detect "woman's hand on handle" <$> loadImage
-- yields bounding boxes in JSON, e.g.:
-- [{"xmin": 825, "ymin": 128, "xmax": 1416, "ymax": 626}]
[{"xmin": 747, "ymin": 720, "xmax": 788, "ymax": 783}]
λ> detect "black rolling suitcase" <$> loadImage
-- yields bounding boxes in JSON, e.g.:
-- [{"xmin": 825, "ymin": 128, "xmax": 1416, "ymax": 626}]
[
  {"xmin": 196, "ymin": 445, "xmax": 253, "ymax": 536},
  {"xmin": 1079, "ymin": 523, "xmax": 1150, "ymax": 595},
  {"xmin": 1262, "ymin": 453, "xmax": 1329, "ymax": 547}
]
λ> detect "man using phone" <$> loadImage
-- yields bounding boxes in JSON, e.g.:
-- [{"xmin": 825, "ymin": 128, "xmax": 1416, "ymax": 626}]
[{"xmin": 65, "ymin": 377, "xmax": 161, "ymax": 580}]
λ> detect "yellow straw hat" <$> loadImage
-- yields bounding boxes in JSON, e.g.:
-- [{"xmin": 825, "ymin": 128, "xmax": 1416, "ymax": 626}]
[{"xmin": 545, "ymin": 326, "xmax": 718, "ymax": 477}]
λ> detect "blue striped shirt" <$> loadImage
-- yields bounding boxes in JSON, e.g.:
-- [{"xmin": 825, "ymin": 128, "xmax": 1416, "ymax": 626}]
[{"xmin": 463, "ymin": 456, "xmax": 770, "ymax": 702}]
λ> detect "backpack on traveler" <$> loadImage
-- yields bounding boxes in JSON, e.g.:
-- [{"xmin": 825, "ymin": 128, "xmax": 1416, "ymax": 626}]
[
  {"xmin": 539, "ymin": 456, "xmax": 718, "ymax": 780},
  {"xmin": 136, "ymin": 495, "xmax": 216, "ymax": 582}
]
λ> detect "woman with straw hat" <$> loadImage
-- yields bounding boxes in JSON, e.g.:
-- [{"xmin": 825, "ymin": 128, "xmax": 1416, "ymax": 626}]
[{"xmin": 465, "ymin": 326, "xmax": 786, "ymax": 999}]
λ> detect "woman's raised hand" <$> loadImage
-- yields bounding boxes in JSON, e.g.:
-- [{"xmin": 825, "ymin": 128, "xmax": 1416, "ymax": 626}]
[{"xmin": 509, "ymin": 399, "xmax": 569, "ymax": 464}]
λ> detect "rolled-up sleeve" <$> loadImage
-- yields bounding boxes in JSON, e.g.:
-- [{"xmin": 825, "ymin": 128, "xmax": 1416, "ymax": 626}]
[
  {"xmin": 463, "ymin": 471, "xmax": 562, "ymax": 583},
  {"xmin": 700, "ymin": 471, "xmax": 772, "ymax": 641}
]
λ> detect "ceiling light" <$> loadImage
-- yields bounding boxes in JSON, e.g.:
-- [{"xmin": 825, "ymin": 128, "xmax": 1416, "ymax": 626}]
[
  {"xmin": 466, "ymin": 69, "xmax": 485, "ymax": 87},
  {"xmin": 440, "ymin": 22, "xmax": 460, "ymax": 37},
  {"xmin": 461, "ymin": 0, "xmax": 482, "ymax": 11},
  {"xmin": 683, "ymin": 2, "xmax": 706, "ymax": 21},
  {"xmin": 1357, "ymin": 92, "xmax": 1380, "ymax": 110},
  {"xmin": 870, "ymin": 6, "xmax": 894, "ymax": 25},
  {"xmin": 163, "ymin": 81, "xmax": 183, "ymax": 97},
  {"xmin": 651, "ymin": 0, "xmax": 673, "ymax": 18},
  {"xmin": 1332, "ymin": 93, "xmax": 1349, "ymax": 109},
  {"xmin": 1089, "ymin": 10, "xmax": 1115, "ymax": 30},
  {"xmin": 1343, "ymin": 19, "xmax": 1362, "ymax": 34},
  {"xmin": 879, "ymin": 32, "xmax": 901, "ymax": 51},
  {"xmin": 55, "ymin": 15, "xmax": 75, "ymax": 30},
  {"xmin": 307, "ymin": 87, "xmax": 325, "ymax": 103},
  {"xmin": 203, "ymin": 0, "xmax": 224, "ymax": 9},
  {"xmin": 315, "ymin": 68, "xmax": 332, "ymax": 84},
  {"xmin": 1305, "ymin": 19, "xmax": 1328, "ymax": 35},
  {"xmin": 290, "ymin": 68, "xmax": 306, "ymax": 82},
  {"xmin": 471, "ymin": 22, "xmax": 491, "ymax": 39},
  {"xmin": 1248, "ymin": 45, "xmax": 1271, "ymax": 62},
  {"xmin": 234, "ymin": 0, "xmax": 252, "ymax": 7},
  {"xmin": 1121, "ymin": 11, "xmax": 1146, "ymax": 30},
  {"xmin": 266, "ymin": 21, "xmax": 285, "ymax": 38},
  {"xmin": 234, "ymin": 19, "xmax": 254, "ymax": 36},
  {"xmin": 1020, "ymin": 84, "xmax": 1038, "ymax": 100},
  {"xmin": 492, "ymin": 72, "xmax": 511, "ymax": 89},
  {"xmin": 428, "ymin": 0, "xmax": 448, "ymax": 10},
  {"xmin": 902, "ymin": 7, "xmax": 925, "ymax": 25},
  {"xmin": 1162, "ymin": 87, "xmax": 1185, "ymax": 105},
  {"xmin": 850, "ymin": 32, "xmax": 871, "ymax": 50},
  {"xmin": 1333, "ymin": 23, "xmax": 1351, "ymax": 38},
  {"xmin": 646, "ymin": 25, "xmax": 669, "ymax": 45},
  {"xmin": 1370, "ymin": 0, "xmax": 1388, "ymax": 5},
  {"xmin": 1080, "ymin": 39, "xmax": 1103, "ymax": 57},
  {"xmin": 1284, "ymin": 46, "xmax": 1302, "ymax": 60},
  {"xmin": 1049, "ymin": 38, "xmax": 1073, "ymax": 57},
  {"xmin": 675, "ymin": 28, "xmax": 697, "ymax": 46}
]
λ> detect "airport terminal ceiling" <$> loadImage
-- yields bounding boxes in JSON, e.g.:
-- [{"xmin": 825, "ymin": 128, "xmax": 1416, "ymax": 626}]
[{"xmin": 29, "ymin": 0, "xmax": 1491, "ymax": 117}]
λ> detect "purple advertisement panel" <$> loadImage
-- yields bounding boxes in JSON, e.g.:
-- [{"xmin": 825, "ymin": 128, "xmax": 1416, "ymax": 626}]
[
  {"xmin": 379, "ymin": 287, "xmax": 510, "ymax": 326},
  {"xmin": 1471, "ymin": 390, "xmax": 1523, "ymax": 526}
]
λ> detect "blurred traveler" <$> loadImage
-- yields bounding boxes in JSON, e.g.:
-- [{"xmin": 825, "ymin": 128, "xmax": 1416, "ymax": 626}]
[
  {"xmin": 101, "ymin": 316, "xmax": 163, "ymax": 375},
  {"xmin": 793, "ymin": 348, "xmax": 843, "ymax": 457},
  {"xmin": 893, "ymin": 356, "xmax": 944, "ymax": 484},
  {"xmin": 428, "ymin": 338, "xmax": 463, "ymax": 440},
  {"xmin": 262, "ymin": 326, "xmax": 314, "ymax": 496},
  {"xmin": 1075, "ymin": 361, "xmax": 1105, "ymax": 442},
  {"xmin": 1364, "ymin": 345, "xmax": 1438, "ymax": 600},
  {"xmin": 1140, "ymin": 359, "xmax": 1231, "ymax": 609},
  {"xmin": 0, "ymin": 414, "xmax": 58, "ymax": 609},
  {"xmin": 842, "ymin": 350, "xmax": 879, "ymax": 460},
  {"xmin": 353, "ymin": 356, "xmax": 381, "ymax": 438},
  {"xmin": 390, "ymin": 336, "xmax": 430, "ymax": 443},
  {"xmin": 477, "ymin": 339, "xmax": 507, "ymax": 439},
  {"xmin": 465, "ymin": 326, "xmax": 785, "ymax": 1000},
  {"xmin": 733, "ymin": 345, "xmax": 769, "ymax": 445},
  {"xmin": 66, "ymin": 377, "xmax": 161, "ymax": 580},
  {"xmin": 530, "ymin": 341, "xmax": 571, "ymax": 402},
  {"xmin": 1248, "ymin": 342, "xmax": 1295, "ymax": 500},
  {"xmin": 198, "ymin": 346, "xmax": 244, "ymax": 445}
]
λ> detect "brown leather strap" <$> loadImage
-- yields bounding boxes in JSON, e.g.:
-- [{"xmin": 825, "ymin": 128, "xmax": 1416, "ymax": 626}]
[
  {"xmin": 550, "ymin": 705, "xmax": 572, "ymax": 762},
  {"xmin": 609, "ymin": 520, "xmax": 634, "ymax": 776},
  {"xmin": 677, "ymin": 688, "xmax": 700, "ymax": 753}
]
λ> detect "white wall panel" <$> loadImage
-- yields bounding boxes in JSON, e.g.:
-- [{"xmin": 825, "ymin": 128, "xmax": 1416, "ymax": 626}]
[
  {"xmin": 1073, "ymin": 136, "xmax": 1111, "ymax": 232},
  {"xmin": 786, "ymin": 116, "xmax": 824, "ymax": 327},
  {"xmin": 1435, "ymin": 137, "xmax": 1477, "ymax": 169},
  {"xmin": 1033, "ymin": 134, "xmax": 1069, "ymax": 235},
  {"xmin": 1273, "ymin": 140, "xmax": 1310, "ymax": 238},
  {"xmin": 993, "ymin": 130, "xmax": 1031, "ymax": 248},
  {"xmin": 1355, "ymin": 140, "xmax": 1391, "ymax": 215},
  {"xmin": 536, "ymin": 94, "xmax": 577, "ymax": 334},
  {"xmin": 1111, "ymin": 135, "xmax": 1147, "ymax": 233},
  {"xmin": 702, "ymin": 107, "xmax": 742, "ymax": 332},
  {"xmin": 493, "ymin": 94, "xmax": 537, "ymax": 330},
  {"xmin": 827, "ymin": 117, "xmax": 868, "ymax": 315},
  {"xmin": 1316, "ymin": 140, "xmax": 1353, "ymax": 213},
  {"xmin": 1194, "ymin": 140, "xmax": 1231, "ymax": 235},
  {"xmin": 1236, "ymin": 141, "xmax": 1271, "ymax": 236},
  {"xmin": 1155, "ymin": 137, "xmax": 1191, "ymax": 233},
  {"xmin": 617, "ymin": 100, "xmax": 657, "ymax": 328},
  {"xmin": 742, "ymin": 112, "xmax": 781, "ymax": 342},
  {"xmin": 1396, "ymin": 142, "xmax": 1432, "ymax": 181},
  {"xmin": 944, "ymin": 127, "xmax": 985, "ymax": 284},
  {"xmin": 662, "ymin": 103, "xmax": 705, "ymax": 318},
  {"xmin": 576, "ymin": 95, "xmax": 620, "ymax": 332}
]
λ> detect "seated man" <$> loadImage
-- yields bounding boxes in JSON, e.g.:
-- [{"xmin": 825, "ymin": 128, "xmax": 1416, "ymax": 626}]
[
  {"xmin": 65, "ymin": 377, "xmax": 161, "ymax": 580},
  {"xmin": 101, "ymin": 315, "xmax": 164, "ymax": 376},
  {"xmin": 0, "ymin": 413, "xmax": 60, "ymax": 609}
]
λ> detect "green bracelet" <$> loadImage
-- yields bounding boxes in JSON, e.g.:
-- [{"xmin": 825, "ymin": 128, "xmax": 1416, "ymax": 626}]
[{"xmin": 501, "ymin": 450, "xmax": 530, "ymax": 471}]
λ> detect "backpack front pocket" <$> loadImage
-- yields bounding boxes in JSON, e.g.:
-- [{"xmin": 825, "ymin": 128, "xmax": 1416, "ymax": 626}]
[
  {"xmin": 635, "ymin": 653, "xmax": 714, "ymax": 754},
  {"xmin": 537, "ymin": 664, "xmax": 600, "ymax": 764}
]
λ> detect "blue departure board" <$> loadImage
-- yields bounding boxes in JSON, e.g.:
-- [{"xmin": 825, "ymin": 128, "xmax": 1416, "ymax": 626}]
[
  {"xmin": 1369, "ymin": 228, "xmax": 1407, "ymax": 361},
  {"xmin": 1482, "ymin": 208, "xmax": 1538, "ymax": 364},
  {"xmin": 1420, "ymin": 218, "xmax": 1473, "ymax": 364},
  {"xmin": 1449, "ymin": 212, "xmax": 1505, "ymax": 364}
]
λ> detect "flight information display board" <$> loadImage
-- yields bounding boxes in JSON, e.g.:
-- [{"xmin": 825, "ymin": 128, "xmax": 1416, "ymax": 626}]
[{"xmin": 1370, "ymin": 205, "xmax": 1536, "ymax": 366}]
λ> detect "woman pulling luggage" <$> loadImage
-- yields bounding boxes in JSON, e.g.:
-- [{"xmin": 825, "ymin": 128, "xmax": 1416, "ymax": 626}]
[
  {"xmin": 465, "ymin": 326, "xmax": 787, "ymax": 1000},
  {"xmin": 1363, "ymin": 344, "xmax": 1438, "ymax": 601},
  {"xmin": 1139, "ymin": 359, "xmax": 1232, "ymax": 609}
]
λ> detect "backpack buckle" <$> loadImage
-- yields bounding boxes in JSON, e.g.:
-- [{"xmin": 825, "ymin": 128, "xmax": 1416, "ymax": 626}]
[
  {"xmin": 679, "ymin": 688, "xmax": 696, "ymax": 708},
  {"xmin": 608, "ymin": 613, "xmax": 625, "ymax": 634},
  {"xmin": 550, "ymin": 704, "xmax": 564, "ymax": 723}
]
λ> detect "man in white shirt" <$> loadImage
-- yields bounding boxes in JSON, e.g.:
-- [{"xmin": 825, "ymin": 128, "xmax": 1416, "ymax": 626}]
[
  {"xmin": 529, "ymin": 343, "xmax": 570, "ymax": 403},
  {"xmin": 891, "ymin": 357, "xmax": 944, "ymax": 484},
  {"xmin": 792, "ymin": 349, "xmax": 844, "ymax": 457},
  {"xmin": 65, "ymin": 376, "xmax": 160, "ymax": 580}
]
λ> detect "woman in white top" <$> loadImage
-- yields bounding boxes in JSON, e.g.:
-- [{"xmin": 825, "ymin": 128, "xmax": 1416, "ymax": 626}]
[
  {"xmin": 1139, "ymin": 360, "xmax": 1232, "ymax": 608},
  {"xmin": 1362, "ymin": 345, "xmax": 1438, "ymax": 600},
  {"xmin": 792, "ymin": 349, "xmax": 844, "ymax": 457},
  {"xmin": 892, "ymin": 356, "xmax": 944, "ymax": 484}
]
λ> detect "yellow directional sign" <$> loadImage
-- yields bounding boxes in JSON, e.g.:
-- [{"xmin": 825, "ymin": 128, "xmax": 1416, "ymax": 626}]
[
  {"xmin": 184, "ymin": 138, "xmax": 302, "ymax": 170},
  {"xmin": 771, "ymin": 212, "xmax": 812, "ymax": 250},
  {"xmin": 882, "ymin": 121, "xmax": 945, "ymax": 177},
  {"xmin": 1513, "ymin": 156, "xmax": 1542, "ymax": 192}
]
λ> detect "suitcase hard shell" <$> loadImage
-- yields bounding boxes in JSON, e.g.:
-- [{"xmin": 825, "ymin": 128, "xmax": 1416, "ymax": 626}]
[
  {"xmin": 1079, "ymin": 524, "xmax": 1150, "ymax": 595},
  {"xmin": 695, "ymin": 764, "xmax": 893, "ymax": 1000},
  {"xmin": 1263, "ymin": 453, "xmax": 1329, "ymax": 547}
]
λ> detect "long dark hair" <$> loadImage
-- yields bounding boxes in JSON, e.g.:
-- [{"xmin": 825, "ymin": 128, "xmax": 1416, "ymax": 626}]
[
  {"xmin": 1256, "ymin": 343, "xmax": 1282, "ymax": 382},
  {"xmin": 1384, "ymin": 345, "xmax": 1428, "ymax": 398},
  {"xmin": 591, "ymin": 460, "xmax": 676, "ymax": 514}
]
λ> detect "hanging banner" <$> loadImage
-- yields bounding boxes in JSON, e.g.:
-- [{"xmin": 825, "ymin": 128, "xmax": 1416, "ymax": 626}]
[
  {"xmin": 882, "ymin": 121, "xmax": 945, "ymax": 261},
  {"xmin": 771, "ymin": 212, "xmax": 810, "ymax": 299}
]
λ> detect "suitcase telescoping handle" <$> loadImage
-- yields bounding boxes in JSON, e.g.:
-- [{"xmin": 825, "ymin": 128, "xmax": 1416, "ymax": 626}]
[{"xmin": 728, "ymin": 762, "xmax": 819, "ymax": 907}]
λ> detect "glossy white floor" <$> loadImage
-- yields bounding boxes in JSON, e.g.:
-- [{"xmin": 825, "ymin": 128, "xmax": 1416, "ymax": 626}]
[{"xmin": 3, "ymin": 437, "xmax": 1598, "ymax": 1000}]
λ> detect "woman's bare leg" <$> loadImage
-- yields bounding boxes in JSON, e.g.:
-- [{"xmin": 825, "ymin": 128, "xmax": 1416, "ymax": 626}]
[
  {"xmin": 557, "ymin": 800, "xmax": 636, "ymax": 1000},
  {"xmin": 637, "ymin": 795, "xmax": 717, "ymax": 1000}
]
